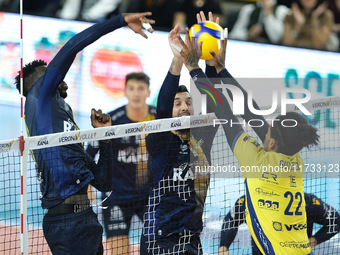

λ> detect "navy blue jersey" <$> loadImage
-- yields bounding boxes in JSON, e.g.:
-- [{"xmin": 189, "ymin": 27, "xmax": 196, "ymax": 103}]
[
  {"xmin": 25, "ymin": 15, "xmax": 125, "ymax": 209},
  {"xmin": 86, "ymin": 105, "xmax": 157, "ymax": 201},
  {"xmin": 220, "ymin": 193, "xmax": 340, "ymax": 253},
  {"xmin": 143, "ymin": 70, "xmax": 217, "ymax": 241}
]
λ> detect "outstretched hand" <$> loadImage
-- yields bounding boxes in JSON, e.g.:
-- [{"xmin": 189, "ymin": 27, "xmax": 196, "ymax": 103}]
[
  {"xmin": 91, "ymin": 109, "xmax": 111, "ymax": 128},
  {"xmin": 176, "ymin": 28, "xmax": 202, "ymax": 72},
  {"xmin": 196, "ymin": 11, "xmax": 220, "ymax": 26},
  {"xmin": 196, "ymin": 11, "xmax": 222, "ymax": 67},
  {"xmin": 209, "ymin": 36, "xmax": 227, "ymax": 74},
  {"xmin": 169, "ymin": 24, "xmax": 183, "ymax": 59},
  {"xmin": 122, "ymin": 12, "xmax": 155, "ymax": 39}
]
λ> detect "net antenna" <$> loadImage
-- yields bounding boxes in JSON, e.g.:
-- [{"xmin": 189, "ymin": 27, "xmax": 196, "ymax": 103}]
[{"xmin": 19, "ymin": 0, "xmax": 28, "ymax": 254}]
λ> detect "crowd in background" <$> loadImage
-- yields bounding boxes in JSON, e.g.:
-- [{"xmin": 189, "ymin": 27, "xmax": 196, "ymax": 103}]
[{"xmin": 0, "ymin": 0, "xmax": 339, "ymax": 51}]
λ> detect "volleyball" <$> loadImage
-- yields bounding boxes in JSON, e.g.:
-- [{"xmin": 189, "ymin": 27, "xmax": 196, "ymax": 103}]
[{"xmin": 189, "ymin": 21, "xmax": 223, "ymax": 60}]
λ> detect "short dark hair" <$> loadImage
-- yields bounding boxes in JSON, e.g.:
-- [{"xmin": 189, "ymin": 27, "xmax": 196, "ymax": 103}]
[
  {"xmin": 125, "ymin": 72, "xmax": 150, "ymax": 87},
  {"xmin": 14, "ymin": 59, "xmax": 47, "ymax": 97},
  {"xmin": 177, "ymin": 85, "xmax": 189, "ymax": 94},
  {"xmin": 271, "ymin": 112, "xmax": 319, "ymax": 155}
]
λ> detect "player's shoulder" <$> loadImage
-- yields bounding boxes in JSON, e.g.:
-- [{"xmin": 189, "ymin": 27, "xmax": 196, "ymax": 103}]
[
  {"xmin": 108, "ymin": 105, "xmax": 127, "ymax": 123},
  {"xmin": 305, "ymin": 193, "xmax": 322, "ymax": 207},
  {"xmin": 235, "ymin": 195, "xmax": 246, "ymax": 205}
]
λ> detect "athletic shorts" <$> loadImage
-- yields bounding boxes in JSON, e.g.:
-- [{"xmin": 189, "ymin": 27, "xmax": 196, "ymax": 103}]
[
  {"xmin": 43, "ymin": 208, "xmax": 103, "ymax": 255},
  {"xmin": 102, "ymin": 195, "xmax": 148, "ymax": 238},
  {"xmin": 140, "ymin": 231, "xmax": 203, "ymax": 255}
]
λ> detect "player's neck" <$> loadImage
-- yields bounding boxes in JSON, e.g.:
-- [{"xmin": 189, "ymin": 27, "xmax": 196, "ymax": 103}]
[{"xmin": 126, "ymin": 104, "xmax": 149, "ymax": 122}]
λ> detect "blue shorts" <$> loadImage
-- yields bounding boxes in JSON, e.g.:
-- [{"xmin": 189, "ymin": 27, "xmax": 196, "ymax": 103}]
[
  {"xmin": 140, "ymin": 232, "xmax": 202, "ymax": 255},
  {"xmin": 102, "ymin": 194, "xmax": 148, "ymax": 238},
  {"xmin": 43, "ymin": 208, "xmax": 103, "ymax": 255}
]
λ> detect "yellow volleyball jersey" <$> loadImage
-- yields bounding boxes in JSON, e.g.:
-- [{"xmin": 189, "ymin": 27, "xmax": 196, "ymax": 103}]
[{"xmin": 233, "ymin": 132, "xmax": 311, "ymax": 255}]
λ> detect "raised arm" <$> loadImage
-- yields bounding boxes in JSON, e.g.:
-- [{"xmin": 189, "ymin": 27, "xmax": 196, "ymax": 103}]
[
  {"xmin": 42, "ymin": 13, "xmax": 155, "ymax": 98},
  {"xmin": 176, "ymin": 29, "xmax": 243, "ymax": 148},
  {"xmin": 156, "ymin": 24, "xmax": 183, "ymax": 119},
  {"xmin": 219, "ymin": 196, "xmax": 246, "ymax": 254},
  {"xmin": 216, "ymin": 69, "xmax": 268, "ymax": 143}
]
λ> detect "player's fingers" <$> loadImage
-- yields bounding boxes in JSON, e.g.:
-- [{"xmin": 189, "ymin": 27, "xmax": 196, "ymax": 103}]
[
  {"xmin": 200, "ymin": 11, "xmax": 207, "ymax": 21},
  {"xmin": 187, "ymin": 27, "xmax": 195, "ymax": 49},
  {"xmin": 198, "ymin": 41, "xmax": 203, "ymax": 56},
  {"xmin": 184, "ymin": 27, "xmax": 190, "ymax": 46},
  {"xmin": 138, "ymin": 12, "xmax": 152, "ymax": 19},
  {"xmin": 102, "ymin": 114, "xmax": 111, "ymax": 123},
  {"xmin": 208, "ymin": 11, "xmax": 213, "ymax": 21},
  {"xmin": 210, "ymin": 50, "xmax": 217, "ymax": 58},
  {"xmin": 177, "ymin": 35, "xmax": 188, "ymax": 53},
  {"xmin": 136, "ymin": 30, "xmax": 148, "ymax": 39},
  {"xmin": 140, "ymin": 16, "xmax": 156, "ymax": 25},
  {"xmin": 197, "ymin": 13, "xmax": 202, "ymax": 23},
  {"xmin": 91, "ymin": 108, "xmax": 95, "ymax": 118}
]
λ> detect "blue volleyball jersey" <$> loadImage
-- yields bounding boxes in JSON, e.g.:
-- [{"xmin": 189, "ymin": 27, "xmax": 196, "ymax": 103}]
[
  {"xmin": 144, "ymin": 130, "xmax": 212, "ymax": 240},
  {"xmin": 25, "ymin": 15, "xmax": 125, "ymax": 209},
  {"xmin": 87, "ymin": 105, "xmax": 157, "ymax": 201},
  {"xmin": 142, "ymin": 71, "xmax": 216, "ymax": 241}
]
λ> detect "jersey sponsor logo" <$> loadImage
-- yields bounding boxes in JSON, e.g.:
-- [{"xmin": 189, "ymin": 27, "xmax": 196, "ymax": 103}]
[
  {"xmin": 258, "ymin": 199, "xmax": 279, "ymax": 211},
  {"xmin": 108, "ymin": 205, "xmax": 128, "ymax": 230},
  {"xmin": 273, "ymin": 221, "xmax": 282, "ymax": 231},
  {"xmin": 63, "ymin": 119, "xmax": 77, "ymax": 132},
  {"xmin": 284, "ymin": 223, "xmax": 307, "ymax": 231},
  {"xmin": 243, "ymin": 135, "xmax": 250, "ymax": 142},
  {"xmin": 261, "ymin": 172, "xmax": 278, "ymax": 184},
  {"xmin": 179, "ymin": 143, "xmax": 189, "ymax": 154},
  {"xmin": 280, "ymin": 160, "xmax": 301, "ymax": 171},
  {"xmin": 312, "ymin": 197, "xmax": 321, "ymax": 205},
  {"xmin": 289, "ymin": 175, "xmax": 297, "ymax": 187},
  {"xmin": 255, "ymin": 188, "xmax": 280, "ymax": 197},
  {"xmin": 110, "ymin": 205, "xmax": 124, "ymax": 221},
  {"xmin": 173, "ymin": 163, "xmax": 195, "ymax": 182},
  {"xmin": 253, "ymin": 218, "xmax": 270, "ymax": 254},
  {"xmin": 117, "ymin": 147, "xmax": 147, "ymax": 163},
  {"xmin": 280, "ymin": 241, "xmax": 310, "ymax": 249}
]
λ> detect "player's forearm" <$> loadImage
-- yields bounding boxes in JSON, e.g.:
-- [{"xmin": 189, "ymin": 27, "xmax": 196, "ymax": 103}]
[
  {"xmin": 49, "ymin": 14, "xmax": 126, "ymax": 78},
  {"xmin": 220, "ymin": 215, "xmax": 239, "ymax": 248},
  {"xmin": 313, "ymin": 211, "xmax": 340, "ymax": 244},
  {"xmin": 217, "ymin": 69, "xmax": 268, "ymax": 142},
  {"xmin": 205, "ymin": 64, "xmax": 217, "ymax": 78},
  {"xmin": 169, "ymin": 57, "xmax": 183, "ymax": 76},
  {"xmin": 156, "ymin": 71, "xmax": 180, "ymax": 119},
  {"xmin": 189, "ymin": 68, "xmax": 243, "ymax": 148}
]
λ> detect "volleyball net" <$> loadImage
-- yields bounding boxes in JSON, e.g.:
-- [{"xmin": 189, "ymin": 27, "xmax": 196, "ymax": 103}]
[{"xmin": 0, "ymin": 96, "xmax": 340, "ymax": 254}]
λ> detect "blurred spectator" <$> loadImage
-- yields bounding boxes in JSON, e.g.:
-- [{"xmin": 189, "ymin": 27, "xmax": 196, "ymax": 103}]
[
  {"xmin": 328, "ymin": 0, "xmax": 340, "ymax": 51},
  {"xmin": 0, "ymin": 0, "xmax": 62, "ymax": 17},
  {"xmin": 229, "ymin": 0, "xmax": 289, "ymax": 44},
  {"xmin": 125, "ymin": 0, "xmax": 181, "ymax": 31},
  {"xmin": 57, "ymin": 0, "xmax": 122, "ymax": 22},
  {"xmin": 282, "ymin": 0, "xmax": 339, "ymax": 51},
  {"xmin": 174, "ymin": 0, "xmax": 223, "ymax": 30}
]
